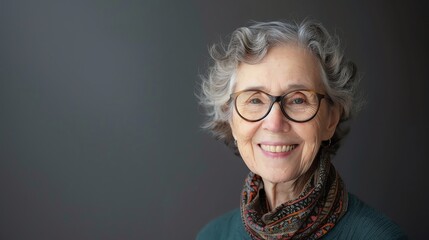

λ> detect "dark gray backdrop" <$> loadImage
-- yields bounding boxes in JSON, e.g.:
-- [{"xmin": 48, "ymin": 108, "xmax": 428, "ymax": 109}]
[{"xmin": 0, "ymin": 0, "xmax": 427, "ymax": 239}]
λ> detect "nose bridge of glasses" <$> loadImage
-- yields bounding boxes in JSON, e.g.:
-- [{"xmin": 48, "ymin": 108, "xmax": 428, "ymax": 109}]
[
  {"xmin": 266, "ymin": 95, "xmax": 287, "ymax": 118},
  {"xmin": 269, "ymin": 94, "xmax": 300, "ymax": 122},
  {"xmin": 267, "ymin": 95, "xmax": 283, "ymax": 106},
  {"xmin": 262, "ymin": 96, "xmax": 292, "ymax": 131},
  {"xmin": 273, "ymin": 95, "xmax": 283, "ymax": 103},
  {"xmin": 272, "ymin": 95, "xmax": 286, "ymax": 112}
]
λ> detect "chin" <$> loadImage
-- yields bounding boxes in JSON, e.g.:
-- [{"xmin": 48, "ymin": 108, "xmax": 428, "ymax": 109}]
[{"xmin": 257, "ymin": 169, "xmax": 300, "ymax": 184}]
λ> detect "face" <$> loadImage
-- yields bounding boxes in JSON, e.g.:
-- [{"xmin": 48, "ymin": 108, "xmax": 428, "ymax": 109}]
[{"xmin": 230, "ymin": 44, "xmax": 340, "ymax": 184}]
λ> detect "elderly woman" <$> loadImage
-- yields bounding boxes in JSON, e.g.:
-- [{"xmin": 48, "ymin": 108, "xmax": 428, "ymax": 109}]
[{"xmin": 197, "ymin": 20, "xmax": 406, "ymax": 239}]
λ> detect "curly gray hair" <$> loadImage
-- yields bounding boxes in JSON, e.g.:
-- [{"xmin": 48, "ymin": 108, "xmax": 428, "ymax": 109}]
[{"xmin": 198, "ymin": 19, "xmax": 362, "ymax": 155}]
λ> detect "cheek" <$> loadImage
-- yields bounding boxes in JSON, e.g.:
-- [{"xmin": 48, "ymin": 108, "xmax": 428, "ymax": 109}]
[
  {"xmin": 230, "ymin": 114, "xmax": 260, "ymax": 168},
  {"xmin": 318, "ymin": 104, "xmax": 338, "ymax": 140},
  {"xmin": 297, "ymin": 118, "xmax": 324, "ymax": 167},
  {"xmin": 230, "ymin": 113, "xmax": 258, "ymax": 143}
]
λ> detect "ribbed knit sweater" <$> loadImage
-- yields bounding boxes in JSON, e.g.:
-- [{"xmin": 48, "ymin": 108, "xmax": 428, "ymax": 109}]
[{"xmin": 197, "ymin": 193, "xmax": 407, "ymax": 240}]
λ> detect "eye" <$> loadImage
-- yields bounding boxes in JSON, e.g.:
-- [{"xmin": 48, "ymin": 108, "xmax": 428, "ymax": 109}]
[
  {"xmin": 249, "ymin": 98, "xmax": 263, "ymax": 104},
  {"xmin": 291, "ymin": 98, "xmax": 305, "ymax": 104},
  {"xmin": 284, "ymin": 91, "xmax": 311, "ymax": 107}
]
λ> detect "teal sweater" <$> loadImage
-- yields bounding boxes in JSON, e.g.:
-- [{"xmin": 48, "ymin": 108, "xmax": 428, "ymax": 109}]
[{"xmin": 197, "ymin": 193, "xmax": 407, "ymax": 240}]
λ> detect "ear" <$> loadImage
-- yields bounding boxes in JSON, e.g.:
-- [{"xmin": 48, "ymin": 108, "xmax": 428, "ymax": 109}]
[{"xmin": 322, "ymin": 103, "xmax": 341, "ymax": 141}]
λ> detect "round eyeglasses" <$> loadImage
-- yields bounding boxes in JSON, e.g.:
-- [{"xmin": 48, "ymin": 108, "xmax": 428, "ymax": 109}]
[{"xmin": 230, "ymin": 89, "xmax": 329, "ymax": 123}]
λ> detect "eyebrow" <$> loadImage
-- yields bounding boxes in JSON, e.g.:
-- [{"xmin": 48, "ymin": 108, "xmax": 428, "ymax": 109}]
[{"xmin": 239, "ymin": 83, "xmax": 310, "ymax": 93}]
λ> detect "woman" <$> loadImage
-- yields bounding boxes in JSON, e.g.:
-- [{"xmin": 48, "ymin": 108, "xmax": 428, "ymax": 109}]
[{"xmin": 197, "ymin": 20, "xmax": 406, "ymax": 239}]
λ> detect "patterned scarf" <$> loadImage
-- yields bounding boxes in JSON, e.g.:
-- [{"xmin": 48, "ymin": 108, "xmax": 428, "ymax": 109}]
[{"xmin": 240, "ymin": 151, "xmax": 348, "ymax": 240}]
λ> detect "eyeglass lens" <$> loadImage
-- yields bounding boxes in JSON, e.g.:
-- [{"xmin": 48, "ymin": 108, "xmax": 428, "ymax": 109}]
[{"xmin": 235, "ymin": 90, "xmax": 321, "ymax": 122}]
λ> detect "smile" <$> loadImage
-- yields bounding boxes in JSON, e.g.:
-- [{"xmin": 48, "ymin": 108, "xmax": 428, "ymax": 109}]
[{"xmin": 260, "ymin": 144, "xmax": 297, "ymax": 153}]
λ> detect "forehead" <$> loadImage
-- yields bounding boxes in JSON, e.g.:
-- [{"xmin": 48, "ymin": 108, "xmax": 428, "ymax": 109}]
[{"xmin": 234, "ymin": 44, "xmax": 324, "ymax": 94}]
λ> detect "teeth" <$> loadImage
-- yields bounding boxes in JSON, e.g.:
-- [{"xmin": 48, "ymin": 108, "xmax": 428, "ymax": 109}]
[{"xmin": 261, "ymin": 144, "xmax": 296, "ymax": 153}]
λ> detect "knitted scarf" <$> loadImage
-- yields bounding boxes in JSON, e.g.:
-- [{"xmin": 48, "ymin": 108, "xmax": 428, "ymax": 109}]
[{"xmin": 240, "ymin": 152, "xmax": 348, "ymax": 240}]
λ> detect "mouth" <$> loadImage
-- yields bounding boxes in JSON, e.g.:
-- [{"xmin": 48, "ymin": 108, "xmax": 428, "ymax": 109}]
[{"xmin": 259, "ymin": 144, "xmax": 297, "ymax": 153}]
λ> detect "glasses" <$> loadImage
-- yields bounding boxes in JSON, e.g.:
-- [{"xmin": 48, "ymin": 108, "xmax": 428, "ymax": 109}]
[{"xmin": 230, "ymin": 89, "xmax": 329, "ymax": 123}]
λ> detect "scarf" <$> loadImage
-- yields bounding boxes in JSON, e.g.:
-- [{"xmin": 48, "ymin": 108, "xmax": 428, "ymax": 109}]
[{"xmin": 240, "ymin": 151, "xmax": 348, "ymax": 240}]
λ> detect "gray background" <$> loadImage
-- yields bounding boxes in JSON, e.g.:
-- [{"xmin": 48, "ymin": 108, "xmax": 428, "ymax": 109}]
[{"xmin": 0, "ymin": 0, "xmax": 428, "ymax": 239}]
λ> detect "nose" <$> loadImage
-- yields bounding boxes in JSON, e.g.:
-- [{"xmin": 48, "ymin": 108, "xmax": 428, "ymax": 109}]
[{"xmin": 261, "ymin": 102, "xmax": 291, "ymax": 132}]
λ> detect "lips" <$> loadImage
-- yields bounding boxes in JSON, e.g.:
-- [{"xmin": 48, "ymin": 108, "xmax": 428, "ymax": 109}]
[{"xmin": 260, "ymin": 144, "xmax": 297, "ymax": 153}]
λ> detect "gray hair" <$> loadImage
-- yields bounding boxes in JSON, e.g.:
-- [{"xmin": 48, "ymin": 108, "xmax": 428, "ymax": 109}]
[{"xmin": 198, "ymin": 19, "xmax": 362, "ymax": 155}]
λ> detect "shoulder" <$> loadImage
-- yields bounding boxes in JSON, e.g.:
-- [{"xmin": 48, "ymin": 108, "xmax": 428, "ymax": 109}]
[
  {"xmin": 196, "ymin": 194, "xmax": 407, "ymax": 240},
  {"xmin": 196, "ymin": 208, "xmax": 251, "ymax": 240},
  {"xmin": 324, "ymin": 193, "xmax": 407, "ymax": 240}
]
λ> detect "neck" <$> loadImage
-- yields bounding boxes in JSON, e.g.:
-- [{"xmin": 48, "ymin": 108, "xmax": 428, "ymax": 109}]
[
  {"xmin": 263, "ymin": 181, "xmax": 298, "ymax": 210},
  {"xmin": 262, "ymin": 167, "xmax": 316, "ymax": 210}
]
